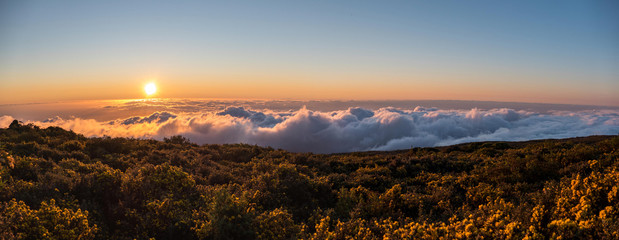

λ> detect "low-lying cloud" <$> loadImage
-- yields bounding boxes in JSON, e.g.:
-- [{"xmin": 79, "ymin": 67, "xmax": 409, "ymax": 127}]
[{"xmin": 2, "ymin": 106, "xmax": 618, "ymax": 153}]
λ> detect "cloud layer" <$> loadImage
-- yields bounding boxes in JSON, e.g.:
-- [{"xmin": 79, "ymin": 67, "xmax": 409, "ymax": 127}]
[{"xmin": 2, "ymin": 106, "xmax": 619, "ymax": 153}]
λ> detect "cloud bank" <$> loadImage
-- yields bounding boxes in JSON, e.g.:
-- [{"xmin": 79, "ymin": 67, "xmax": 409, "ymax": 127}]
[{"xmin": 2, "ymin": 106, "xmax": 618, "ymax": 153}]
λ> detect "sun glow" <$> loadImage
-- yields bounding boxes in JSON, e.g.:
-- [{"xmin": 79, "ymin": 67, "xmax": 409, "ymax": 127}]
[{"xmin": 144, "ymin": 83, "xmax": 157, "ymax": 96}]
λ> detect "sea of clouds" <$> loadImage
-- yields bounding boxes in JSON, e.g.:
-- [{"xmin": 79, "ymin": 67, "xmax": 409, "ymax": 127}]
[{"xmin": 2, "ymin": 101, "xmax": 618, "ymax": 153}]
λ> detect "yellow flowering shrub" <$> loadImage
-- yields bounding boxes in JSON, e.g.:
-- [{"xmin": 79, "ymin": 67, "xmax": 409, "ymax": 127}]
[{"xmin": 0, "ymin": 198, "xmax": 97, "ymax": 240}]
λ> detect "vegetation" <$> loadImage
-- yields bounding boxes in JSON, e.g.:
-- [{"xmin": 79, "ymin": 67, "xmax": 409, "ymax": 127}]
[{"xmin": 0, "ymin": 120, "xmax": 618, "ymax": 239}]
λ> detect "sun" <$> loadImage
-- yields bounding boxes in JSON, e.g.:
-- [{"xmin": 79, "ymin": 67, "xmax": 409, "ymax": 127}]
[{"xmin": 144, "ymin": 83, "xmax": 157, "ymax": 96}]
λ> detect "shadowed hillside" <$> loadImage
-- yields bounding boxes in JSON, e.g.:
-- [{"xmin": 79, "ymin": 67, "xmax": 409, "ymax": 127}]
[{"xmin": 0, "ymin": 120, "xmax": 618, "ymax": 239}]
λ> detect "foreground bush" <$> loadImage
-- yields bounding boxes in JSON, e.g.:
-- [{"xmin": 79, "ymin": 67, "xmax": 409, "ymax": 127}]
[{"xmin": 0, "ymin": 122, "xmax": 617, "ymax": 239}]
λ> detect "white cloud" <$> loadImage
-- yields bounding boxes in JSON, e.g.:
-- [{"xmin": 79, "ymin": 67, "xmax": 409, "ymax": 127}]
[
  {"xmin": 0, "ymin": 116, "xmax": 15, "ymax": 128},
  {"xmin": 4, "ymin": 106, "xmax": 619, "ymax": 153}
]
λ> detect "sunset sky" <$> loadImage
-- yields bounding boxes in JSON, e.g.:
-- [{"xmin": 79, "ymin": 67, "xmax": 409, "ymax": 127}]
[{"xmin": 1, "ymin": 0, "xmax": 618, "ymax": 105}]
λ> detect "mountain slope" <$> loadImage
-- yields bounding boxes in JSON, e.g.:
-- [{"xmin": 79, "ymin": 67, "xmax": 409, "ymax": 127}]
[{"xmin": 1, "ymin": 121, "xmax": 618, "ymax": 239}]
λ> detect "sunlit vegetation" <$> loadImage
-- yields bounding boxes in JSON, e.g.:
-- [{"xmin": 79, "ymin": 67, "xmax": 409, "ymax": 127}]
[{"xmin": 0, "ymin": 120, "xmax": 618, "ymax": 239}]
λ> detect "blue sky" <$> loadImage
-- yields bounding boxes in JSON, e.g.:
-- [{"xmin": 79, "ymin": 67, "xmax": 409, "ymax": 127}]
[{"xmin": 1, "ymin": 0, "xmax": 618, "ymax": 105}]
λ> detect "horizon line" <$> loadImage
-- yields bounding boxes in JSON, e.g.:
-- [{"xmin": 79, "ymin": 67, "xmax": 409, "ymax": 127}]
[{"xmin": 1, "ymin": 97, "xmax": 619, "ymax": 109}]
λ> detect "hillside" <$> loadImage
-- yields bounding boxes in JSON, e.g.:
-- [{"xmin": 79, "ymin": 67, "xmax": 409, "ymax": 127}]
[{"xmin": 0, "ymin": 120, "xmax": 618, "ymax": 239}]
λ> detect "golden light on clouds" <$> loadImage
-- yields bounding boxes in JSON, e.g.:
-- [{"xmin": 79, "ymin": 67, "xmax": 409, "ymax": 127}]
[{"xmin": 144, "ymin": 83, "xmax": 157, "ymax": 96}]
